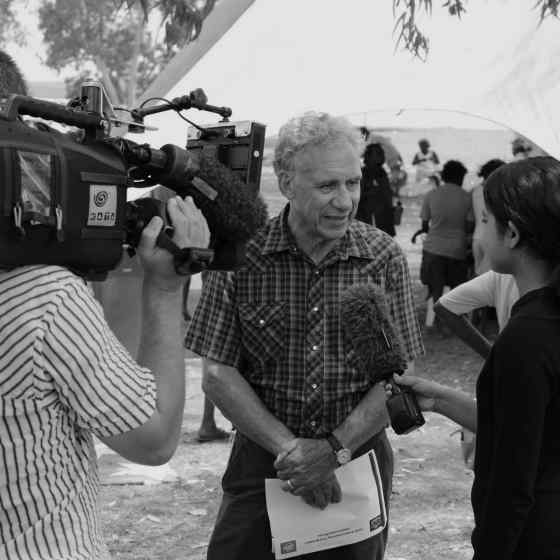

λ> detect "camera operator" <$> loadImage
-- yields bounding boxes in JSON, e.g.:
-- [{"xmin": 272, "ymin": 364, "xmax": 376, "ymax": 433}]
[{"xmin": 0, "ymin": 192, "xmax": 209, "ymax": 559}]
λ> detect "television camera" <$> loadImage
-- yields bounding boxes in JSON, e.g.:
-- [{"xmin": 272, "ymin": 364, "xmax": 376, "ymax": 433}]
[{"xmin": 0, "ymin": 82, "xmax": 267, "ymax": 280}]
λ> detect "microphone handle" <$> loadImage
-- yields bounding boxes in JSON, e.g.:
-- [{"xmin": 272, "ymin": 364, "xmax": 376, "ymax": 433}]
[{"xmin": 386, "ymin": 375, "xmax": 426, "ymax": 435}]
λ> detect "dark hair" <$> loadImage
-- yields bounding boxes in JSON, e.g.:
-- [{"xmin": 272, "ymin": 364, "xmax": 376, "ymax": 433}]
[
  {"xmin": 359, "ymin": 126, "xmax": 370, "ymax": 141},
  {"xmin": 483, "ymin": 157, "xmax": 560, "ymax": 293},
  {"xmin": 478, "ymin": 158, "xmax": 505, "ymax": 180},
  {"xmin": 441, "ymin": 160, "xmax": 468, "ymax": 185},
  {"xmin": 364, "ymin": 142, "xmax": 384, "ymax": 157}
]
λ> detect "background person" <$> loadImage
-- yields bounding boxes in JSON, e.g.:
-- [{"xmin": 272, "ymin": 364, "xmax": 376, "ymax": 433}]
[
  {"xmin": 412, "ymin": 159, "xmax": 474, "ymax": 325},
  {"xmin": 412, "ymin": 138, "xmax": 440, "ymax": 184},
  {"xmin": 511, "ymin": 136, "xmax": 533, "ymax": 161},
  {"xmin": 389, "ymin": 157, "xmax": 560, "ymax": 559},
  {"xmin": 356, "ymin": 142, "xmax": 396, "ymax": 236},
  {"xmin": 185, "ymin": 112, "xmax": 423, "ymax": 560}
]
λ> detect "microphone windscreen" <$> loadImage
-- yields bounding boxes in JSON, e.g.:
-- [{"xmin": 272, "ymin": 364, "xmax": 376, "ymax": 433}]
[
  {"xmin": 340, "ymin": 283, "xmax": 407, "ymax": 383},
  {"xmin": 179, "ymin": 151, "xmax": 269, "ymax": 242},
  {"xmin": 198, "ymin": 151, "xmax": 268, "ymax": 240}
]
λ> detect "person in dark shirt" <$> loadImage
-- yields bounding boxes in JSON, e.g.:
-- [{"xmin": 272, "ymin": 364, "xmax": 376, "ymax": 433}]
[
  {"xmin": 356, "ymin": 142, "xmax": 396, "ymax": 236},
  {"xmin": 387, "ymin": 156, "xmax": 560, "ymax": 559}
]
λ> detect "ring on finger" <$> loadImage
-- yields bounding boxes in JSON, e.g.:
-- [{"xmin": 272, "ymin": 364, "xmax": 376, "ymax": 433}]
[{"xmin": 287, "ymin": 479, "xmax": 295, "ymax": 492}]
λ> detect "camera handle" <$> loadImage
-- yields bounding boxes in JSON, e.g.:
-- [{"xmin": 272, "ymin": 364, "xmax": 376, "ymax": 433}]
[
  {"xmin": 155, "ymin": 231, "xmax": 214, "ymax": 275},
  {"xmin": 4, "ymin": 95, "xmax": 103, "ymax": 129}
]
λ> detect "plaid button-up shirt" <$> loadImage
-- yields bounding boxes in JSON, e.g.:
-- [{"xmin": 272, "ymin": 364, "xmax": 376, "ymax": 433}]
[{"xmin": 185, "ymin": 206, "xmax": 424, "ymax": 438}]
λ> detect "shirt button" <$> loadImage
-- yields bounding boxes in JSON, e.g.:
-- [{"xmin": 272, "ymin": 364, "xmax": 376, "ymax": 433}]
[
  {"xmin": 310, "ymin": 420, "xmax": 317, "ymax": 427},
  {"xmin": 314, "ymin": 269, "xmax": 321, "ymax": 276},
  {"xmin": 311, "ymin": 306, "xmax": 319, "ymax": 313},
  {"xmin": 311, "ymin": 383, "xmax": 318, "ymax": 390},
  {"xmin": 258, "ymin": 319, "xmax": 265, "ymax": 326},
  {"xmin": 311, "ymin": 344, "xmax": 319, "ymax": 351}
]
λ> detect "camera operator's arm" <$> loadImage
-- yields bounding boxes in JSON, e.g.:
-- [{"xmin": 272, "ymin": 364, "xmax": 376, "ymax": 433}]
[{"xmin": 100, "ymin": 197, "xmax": 210, "ymax": 464}]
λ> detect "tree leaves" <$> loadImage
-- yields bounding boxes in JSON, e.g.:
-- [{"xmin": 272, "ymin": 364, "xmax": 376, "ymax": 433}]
[
  {"xmin": 535, "ymin": 0, "xmax": 560, "ymax": 21},
  {"xmin": 392, "ymin": 0, "xmax": 558, "ymax": 59},
  {"xmin": 392, "ymin": 0, "xmax": 434, "ymax": 61},
  {"xmin": 35, "ymin": 0, "xmax": 218, "ymax": 104},
  {"xmin": 0, "ymin": 0, "xmax": 25, "ymax": 47},
  {"xmin": 116, "ymin": 0, "xmax": 217, "ymax": 45}
]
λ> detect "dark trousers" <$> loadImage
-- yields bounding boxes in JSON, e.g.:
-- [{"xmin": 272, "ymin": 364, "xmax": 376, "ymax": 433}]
[
  {"xmin": 420, "ymin": 250, "xmax": 469, "ymax": 302},
  {"xmin": 206, "ymin": 431, "xmax": 394, "ymax": 560}
]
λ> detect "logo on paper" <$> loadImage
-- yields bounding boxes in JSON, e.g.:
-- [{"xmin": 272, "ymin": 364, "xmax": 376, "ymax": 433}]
[
  {"xmin": 280, "ymin": 540, "xmax": 297, "ymax": 554},
  {"xmin": 370, "ymin": 516, "xmax": 383, "ymax": 532}
]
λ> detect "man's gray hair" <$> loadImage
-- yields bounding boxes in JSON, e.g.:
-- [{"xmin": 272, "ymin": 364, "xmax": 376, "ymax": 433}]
[{"xmin": 273, "ymin": 112, "xmax": 364, "ymax": 180}]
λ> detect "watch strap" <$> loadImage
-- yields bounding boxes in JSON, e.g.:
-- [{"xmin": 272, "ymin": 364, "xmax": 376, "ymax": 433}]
[{"xmin": 325, "ymin": 432, "xmax": 343, "ymax": 453}]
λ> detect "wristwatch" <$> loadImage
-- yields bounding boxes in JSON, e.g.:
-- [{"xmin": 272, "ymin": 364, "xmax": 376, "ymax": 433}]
[{"xmin": 325, "ymin": 433, "xmax": 352, "ymax": 466}]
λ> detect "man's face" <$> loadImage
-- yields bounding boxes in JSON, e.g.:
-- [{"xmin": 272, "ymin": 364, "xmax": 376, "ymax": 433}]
[
  {"xmin": 283, "ymin": 141, "xmax": 361, "ymax": 243},
  {"xmin": 419, "ymin": 141, "xmax": 429, "ymax": 154}
]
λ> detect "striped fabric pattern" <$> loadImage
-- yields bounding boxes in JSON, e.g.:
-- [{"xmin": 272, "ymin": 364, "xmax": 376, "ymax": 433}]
[
  {"xmin": 0, "ymin": 265, "xmax": 156, "ymax": 559},
  {"xmin": 185, "ymin": 207, "xmax": 424, "ymax": 438}
]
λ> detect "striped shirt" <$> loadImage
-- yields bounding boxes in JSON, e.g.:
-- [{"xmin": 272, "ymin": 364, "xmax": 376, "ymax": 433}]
[
  {"xmin": 185, "ymin": 207, "xmax": 424, "ymax": 437},
  {"xmin": 0, "ymin": 266, "xmax": 156, "ymax": 559}
]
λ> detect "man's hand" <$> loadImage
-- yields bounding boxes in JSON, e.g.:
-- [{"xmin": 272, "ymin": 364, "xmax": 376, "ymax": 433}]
[
  {"xmin": 300, "ymin": 474, "xmax": 342, "ymax": 510},
  {"xmin": 274, "ymin": 438, "xmax": 338, "ymax": 495},
  {"xmin": 137, "ymin": 196, "xmax": 210, "ymax": 289}
]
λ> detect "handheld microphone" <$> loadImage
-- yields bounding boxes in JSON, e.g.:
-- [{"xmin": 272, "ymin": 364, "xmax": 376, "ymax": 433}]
[{"xmin": 340, "ymin": 283, "xmax": 425, "ymax": 435}]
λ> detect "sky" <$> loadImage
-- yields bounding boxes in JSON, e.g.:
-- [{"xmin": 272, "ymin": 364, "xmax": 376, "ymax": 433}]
[{"xmin": 5, "ymin": 0, "xmax": 560, "ymax": 155}]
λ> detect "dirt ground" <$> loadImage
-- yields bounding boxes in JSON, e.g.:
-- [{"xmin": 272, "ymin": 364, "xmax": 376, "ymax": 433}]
[{"xmin": 99, "ymin": 196, "xmax": 486, "ymax": 560}]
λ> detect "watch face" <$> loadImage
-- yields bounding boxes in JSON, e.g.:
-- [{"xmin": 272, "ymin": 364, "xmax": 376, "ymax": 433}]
[{"xmin": 336, "ymin": 448, "xmax": 352, "ymax": 465}]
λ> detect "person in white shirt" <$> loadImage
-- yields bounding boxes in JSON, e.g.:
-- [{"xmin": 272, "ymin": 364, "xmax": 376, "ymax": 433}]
[
  {"xmin": 436, "ymin": 271, "xmax": 519, "ymax": 358},
  {"xmin": 412, "ymin": 138, "xmax": 440, "ymax": 184}
]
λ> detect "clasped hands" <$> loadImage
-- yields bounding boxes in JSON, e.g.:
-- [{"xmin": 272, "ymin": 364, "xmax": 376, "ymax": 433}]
[{"xmin": 274, "ymin": 438, "xmax": 341, "ymax": 510}]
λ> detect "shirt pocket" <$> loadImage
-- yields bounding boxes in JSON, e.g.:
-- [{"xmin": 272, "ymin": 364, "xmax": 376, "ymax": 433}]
[{"xmin": 238, "ymin": 302, "xmax": 286, "ymax": 367}]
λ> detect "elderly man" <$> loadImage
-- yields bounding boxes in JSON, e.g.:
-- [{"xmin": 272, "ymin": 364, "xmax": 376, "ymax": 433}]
[{"xmin": 185, "ymin": 112, "xmax": 423, "ymax": 559}]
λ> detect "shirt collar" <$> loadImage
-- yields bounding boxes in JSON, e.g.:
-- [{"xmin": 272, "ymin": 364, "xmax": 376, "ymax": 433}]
[{"xmin": 261, "ymin": 204, "xmax": 376, "ymax": 261}]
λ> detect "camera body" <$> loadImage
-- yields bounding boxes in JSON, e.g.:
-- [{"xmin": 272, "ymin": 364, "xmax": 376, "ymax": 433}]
[
  {"xmin": 0, "ymin": 114, "xmax": 129, "ymax": 278},
  {"xmin": 0, "ymin": 82, "xmax": 266, "ymax": 279}
]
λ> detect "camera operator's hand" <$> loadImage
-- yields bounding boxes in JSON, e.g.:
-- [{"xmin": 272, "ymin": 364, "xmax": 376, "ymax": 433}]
[{"xmin": 137, "ymin": 196, "xmax": 209, "ymax": 289}]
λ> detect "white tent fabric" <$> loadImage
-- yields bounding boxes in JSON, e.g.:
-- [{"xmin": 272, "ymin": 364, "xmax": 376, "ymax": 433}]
[{"xmin": 134, "ymin": 0, "xmax": 560, "ymax": 158}]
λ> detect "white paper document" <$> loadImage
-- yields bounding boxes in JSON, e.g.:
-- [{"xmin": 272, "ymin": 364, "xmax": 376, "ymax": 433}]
[{"xmin": 265, "ymin": 450, "xmax": 387, "ymax": 558}]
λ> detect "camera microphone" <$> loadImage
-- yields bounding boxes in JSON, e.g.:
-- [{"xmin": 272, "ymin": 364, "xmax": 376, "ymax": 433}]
[
  {"xmin": 184, "ymin": 150, "xmax": 268, "ymax": 242},
  {"xmin": 340, "ymin": 283, "xmax": 425, "ymax": 434},
  {"xmin": 126, "ymin": 143, "xmax": 269, "ymax": 272}
]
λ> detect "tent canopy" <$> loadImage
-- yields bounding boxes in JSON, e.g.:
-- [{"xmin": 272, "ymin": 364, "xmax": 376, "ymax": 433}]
[{"xmin": 133, "ymin": 0, "xmax": 560, "ymax": 158}]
